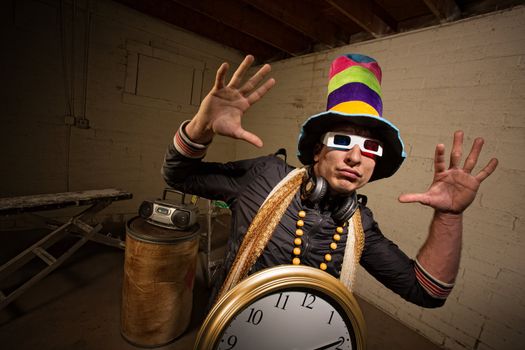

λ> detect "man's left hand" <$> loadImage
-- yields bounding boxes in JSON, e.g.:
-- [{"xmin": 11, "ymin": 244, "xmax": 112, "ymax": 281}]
[{"xmin": 398, "ymin": 130, "xmax": 499, "ymax": 214}]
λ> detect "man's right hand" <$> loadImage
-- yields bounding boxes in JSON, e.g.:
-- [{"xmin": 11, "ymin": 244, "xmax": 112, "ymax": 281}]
[{"xmin": 185, "ymin": 55, "xmax": 276, "ymax": 147}]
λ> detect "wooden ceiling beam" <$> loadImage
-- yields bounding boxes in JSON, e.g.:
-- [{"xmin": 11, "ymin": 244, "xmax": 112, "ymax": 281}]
[
  {"xmin": 239, "ymin": 0, "xmax": 344, "ymax": 48},
  {"xmin": 172, "ymin": 0, "xmax": 312, "ymax": 56},
  {"xmin": 370, "ymin": 2, "xmax": 399, "ymax": 32},
  {"xmin": 398, "ymin": 13, "xmax": 439, "ymax": 32},
  {"xmin": 325, "ymin": 0, "xmax": 394, "ymax": 37},
  {"xmin": 114, "ymin": 0, "xmax": 283, "ymax": 62},
  {"xmin": 422, "ymin": 0, "xmax": 461, "ymax": 22}
]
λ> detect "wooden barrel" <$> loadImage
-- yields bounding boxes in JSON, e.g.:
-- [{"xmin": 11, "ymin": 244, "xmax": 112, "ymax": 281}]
[{"xmin": 121, "ymin": 216, "xmax": 200, "ymax": 347}]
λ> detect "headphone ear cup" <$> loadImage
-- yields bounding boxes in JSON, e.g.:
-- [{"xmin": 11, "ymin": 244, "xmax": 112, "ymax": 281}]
[
  {"xmin": 332, "ymin": 192, "xmax": 359, "ymax": 223},
  {"xmin": 302, "ymin": 176, "xmax": 328, "ymax": 204}
]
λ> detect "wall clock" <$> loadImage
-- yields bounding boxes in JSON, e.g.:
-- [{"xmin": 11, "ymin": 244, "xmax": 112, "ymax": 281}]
[{"xmin": 194, "ymin": 265, "xmax": 366, "ymax": 350}]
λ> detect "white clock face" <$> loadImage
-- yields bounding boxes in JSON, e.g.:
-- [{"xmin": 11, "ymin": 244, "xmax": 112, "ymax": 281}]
[{"xmin": 216, "ymin": 289, "xmax": 354, "ymax": 350}]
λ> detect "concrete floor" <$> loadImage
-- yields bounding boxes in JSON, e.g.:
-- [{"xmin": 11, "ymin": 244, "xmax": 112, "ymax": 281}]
[{"xmin": 0, "ymin": 218, "xmax": 443, "ymax": 350}]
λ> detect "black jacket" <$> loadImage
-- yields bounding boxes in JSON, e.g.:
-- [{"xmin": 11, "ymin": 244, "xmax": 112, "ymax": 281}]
[{"xmin": 162, "ymin": 142, "xmax": 445, "ymax": 307}]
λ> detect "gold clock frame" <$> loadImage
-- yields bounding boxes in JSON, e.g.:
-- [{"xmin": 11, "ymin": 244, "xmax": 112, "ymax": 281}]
[{"xmin": 194, "ymin": 265, "xmax": 366, "ymax": 350}]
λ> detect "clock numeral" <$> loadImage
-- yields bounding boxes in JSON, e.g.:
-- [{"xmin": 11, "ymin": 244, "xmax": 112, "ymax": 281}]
[
  {"xmin": 246, "ymin": 308, "xmax": 263, "ymax": 325},
  {"xmin": 274, "ymin": 293, "xmax": 290, "ymax": 310},
  {"xmin": 220, "ymin": 335, "xmax": 238, "ymax": 350},
  {"xmin": 301, "ymin": 292, "xmax": 316, "ymax": 309},
  {"xmin": 335, "ymin": 336, "xmax": 345, "ymax": 350},
  {"xmin": 328, "ymin": 310, "xmax": 335, "ymax": 324}
]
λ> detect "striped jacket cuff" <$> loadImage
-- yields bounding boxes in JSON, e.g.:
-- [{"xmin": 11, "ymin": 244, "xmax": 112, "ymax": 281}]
[
  {"xmin": 173, "ymin": 120, "xmax": 209, "ymax": 159},
  {"xmin": 414, "ymin": 259, "xmax": 455, "ymax": 300}
]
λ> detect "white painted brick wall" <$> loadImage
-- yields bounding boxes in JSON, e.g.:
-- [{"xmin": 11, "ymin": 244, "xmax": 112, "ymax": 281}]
[{"xmin": 241, "ymin": 6, "xmax": 525, "ymax": 350}]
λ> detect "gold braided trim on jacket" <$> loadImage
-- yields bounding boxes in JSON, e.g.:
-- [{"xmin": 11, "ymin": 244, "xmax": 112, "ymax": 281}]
[{"xmin": 217, "ymin": 167, "xmax": 364, "ymax": 301}]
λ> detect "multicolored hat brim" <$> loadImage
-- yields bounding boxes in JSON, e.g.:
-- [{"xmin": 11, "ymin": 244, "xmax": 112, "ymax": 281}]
[{"xmin": 297, "ymin": 111, "xmax": 406, "ymax": 182}]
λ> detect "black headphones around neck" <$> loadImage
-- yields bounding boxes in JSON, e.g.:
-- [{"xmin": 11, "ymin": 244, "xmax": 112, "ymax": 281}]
[{"xmin": 300, "ymin": 168, "xmax": 359, "ymax": 223}]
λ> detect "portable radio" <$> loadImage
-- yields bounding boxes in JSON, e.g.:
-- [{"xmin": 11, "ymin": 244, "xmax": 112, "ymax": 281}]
[{"xmin": 139, "ymin": 189, "xmax": 199, "ymax": 230}]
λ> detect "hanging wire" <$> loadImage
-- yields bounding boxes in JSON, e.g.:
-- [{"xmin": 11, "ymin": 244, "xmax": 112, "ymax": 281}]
[
  {"xmin": 59, "ymin": 0, "xmax": 73, "ymax": 191},
  {"xmin": 71, "ymin": 0, "xmax": 76, "ymax": 118},
  {"xmin": 81, "ymin": 6, "xmax": 92, "ymax": 122},
  {"xmin": 58, "ymin": 0, "xmax": 91, "ymax": 190},
  {"xmin": 58, "ymin": 0, "xmax": 72, "ymax": 117}
]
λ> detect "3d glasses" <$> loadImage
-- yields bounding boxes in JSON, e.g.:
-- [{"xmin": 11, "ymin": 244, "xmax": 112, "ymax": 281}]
[{"xmin": 321, "ymin": 132, "xmax": 383, "ymax": 157}]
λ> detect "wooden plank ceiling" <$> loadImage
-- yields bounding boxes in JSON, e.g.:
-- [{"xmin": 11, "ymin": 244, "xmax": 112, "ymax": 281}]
[{"xmin": 115, "ymin": 0, "xmax": 524, "ymax": 63}]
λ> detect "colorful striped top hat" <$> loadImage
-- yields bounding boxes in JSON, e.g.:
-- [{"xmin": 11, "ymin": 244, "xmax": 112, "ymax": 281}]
[{"xmin": 297, "ymin": 53, "xmax": 406, "ymax": 181}]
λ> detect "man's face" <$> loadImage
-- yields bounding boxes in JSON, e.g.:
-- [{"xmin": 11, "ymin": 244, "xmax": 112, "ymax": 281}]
[{"xmin": 313, "ymin": 126, "xmax": 377, "ymax": 194}]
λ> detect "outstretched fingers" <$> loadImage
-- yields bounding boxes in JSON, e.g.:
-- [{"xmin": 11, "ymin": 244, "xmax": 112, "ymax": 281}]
[
  {"xmin": 220, "ymin": 55, "xmax": 275, "ymax": 104},
  {"xmin": 463, "ymin": 137, "xmax": 484, "ymax": 173},
  {"xmin": 234, "ymin": 127, "xmax": 263, "ymax": 148},
  {"xmin": 434, "ymin": 143, "xmax": 447, "ymax": 174},
  {"xmin": 398, "ymin": 192, "xmax": 430, "ymax": 205},
  {"xmin": 215, "ymin": 62, "xmax": 229, "ymax": 90},
  {"xmin": 475, "ymin": 158, "xmax": 499, "ymax": 182},
  {"xmin": 246, "ymin": 77, "xmax": 276, "ymax": 105},
  {"xmin": 227, "ymin": 55, "xmax": 255, "ymax": 89},
  {"xmin": 449, "ymin": 130, "xmax": 464, "ymax": 168},
  {"xmin": 239, "ymin": 63, "xmax": 272, "ymax": 94}
]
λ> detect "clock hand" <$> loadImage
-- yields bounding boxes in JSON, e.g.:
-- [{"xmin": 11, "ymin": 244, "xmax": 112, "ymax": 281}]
[{"xmin": 312, "ymin": 338, "xmax": 344, "ymax": 350}]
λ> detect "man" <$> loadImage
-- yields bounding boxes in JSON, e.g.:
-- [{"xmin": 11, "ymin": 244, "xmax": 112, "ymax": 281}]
[{"xmin": 162, "ymin": 54, "xmax": 498, "ymax": 307}]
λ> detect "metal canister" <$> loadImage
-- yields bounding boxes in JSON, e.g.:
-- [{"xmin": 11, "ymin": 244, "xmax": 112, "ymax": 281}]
[{"xmin": 121, "ymin": 216, "xmax": 200, "ymax": 347}]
